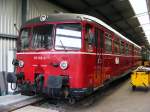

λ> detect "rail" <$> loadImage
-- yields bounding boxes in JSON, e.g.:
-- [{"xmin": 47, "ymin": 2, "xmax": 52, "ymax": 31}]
[{"xmin": 0, "ymin": 96, "xmax": 44, "ymax": 112}]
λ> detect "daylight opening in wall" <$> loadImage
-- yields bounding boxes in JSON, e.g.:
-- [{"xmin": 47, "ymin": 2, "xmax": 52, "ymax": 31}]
[{"xmin": 129, "ymin": 0, "xmax": 150, "ymax": 43}]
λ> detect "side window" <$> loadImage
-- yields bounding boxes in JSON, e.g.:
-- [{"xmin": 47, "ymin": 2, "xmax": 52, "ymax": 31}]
[
  {"xmin": 129, "ymin": 45, "xmax": 132, "ymax": 55},
  {"xmin": 138, "ymin": 49, "xmax": 141, "ymax": 56},
  {"xmin": 94, "ymin": 27, "xmax": 104, "ymax": 49},
  {"xmin": 114, "ymin": 39, "xmax": 119, "ymax": 54},
  {"xmin": 85, "ymin": 24, "xmax": 94, "ymax": 45},
  {"xmin": 95, "ymin": 28, "xmax": 99, "ymax": 48},
  {"xmin": 134, "ymin": 48, "xmax": 136, "ymax": 55},
  {"xmin": 136, "ymin": 49, "xmax": 138, "ymax": 55},
  {"xmin": 105, "ymin": 32, "xmax": 112, "ymax": 52},
  {"xmin": 85, "ymin": 24, "xmax": 94, "ymax": 52},
  {"xmin": 99, "ymin": 30, "xmax": 104, "ymax": 48},
  {"xmin": 126, "ymin": 43, "xmax": 129, "ymax": 55},
  {"xmin": 120, "ymin": 41, "xmax": 124, "ymax": 54},
  {"xmin": 137, "ymin": 49, "xmax": 140, "ymax": 56},
  {"xmin": 131, "ymin": 45, "xmax": 134, "ymax": 55},
  {"xmin": 137, "ymin": 49, "xmax": 139, "ymax": 56}
]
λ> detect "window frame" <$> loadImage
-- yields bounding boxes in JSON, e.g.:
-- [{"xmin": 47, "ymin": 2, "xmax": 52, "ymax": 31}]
[
  {"xmin": 113, "ymin": 36, "xmax": 120, "ymax": 54},
  {"xmin": 19, "ymin": 28, "xmax": 31, "ymax": 50},
  {"xmin": 125, "ymin": 42, "xmax": 129, "ymax": 55},
  {"xmin": 94, "ymin": 27, "xmax": 99, "ymax": 48},
  {"xmin": 120, "ymin": 40, "xmax": 125, "ymax": 54},
  {"xmin": 31, "ymin": 24, "xmax": 54, "ymax": 50},
  {"xmin": 104, "ymin": 32, "xmax": 112, "ymax": 53},
  {"xmin": 54, "ymin": 23, "xmax": 82, "ymax": 51}
]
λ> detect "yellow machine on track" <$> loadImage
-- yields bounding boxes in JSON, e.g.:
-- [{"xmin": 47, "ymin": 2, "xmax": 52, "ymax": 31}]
[{"xmin": 131, "ymin": 66, "xmax": 150, "ymax": 91}]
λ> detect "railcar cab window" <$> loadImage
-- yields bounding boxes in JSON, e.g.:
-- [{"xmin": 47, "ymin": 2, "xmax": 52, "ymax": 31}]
[
  {"xmin": 85, "ymin": 24, "xmax": 94, "ymax": 52},
  {"xmin": 94, "ymin": 28, "xmax": 99, "ymax": 48},
  {"xmin": 32, "ymin": 25, "xmax": 53, "ymax": 49},
  {"xmin": 105, "ymin": 32, "xmax": 112, "ymax": 53},
  {"xmin": 55, "ymin": 23, "xmax": 82, "ymax": 50},
  {"xmin": 20, "ymin": 28, "xmax": 30, "ymax": 50}
]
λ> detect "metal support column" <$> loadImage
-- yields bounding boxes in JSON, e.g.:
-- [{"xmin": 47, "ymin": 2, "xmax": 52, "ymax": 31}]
[{"xmin": 22, "ymin": 0, "xmax": 27, "ymax": 24}]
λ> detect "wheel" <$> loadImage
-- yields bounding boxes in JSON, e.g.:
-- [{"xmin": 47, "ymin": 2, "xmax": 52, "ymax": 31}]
[
  {"xmin": 21, "ymin": 89, "xmax": 35, "ymax": 96},
  {"xmin": 145, "ymin": 87, "xmax": 149, "ymax": 92},
  {"xmin": 132, "ymin": 86, "xmax": 136, "ymax": 91},
  {"xmin": 68, "ymin": 98, "xmax": 76, "ymax": 104}
]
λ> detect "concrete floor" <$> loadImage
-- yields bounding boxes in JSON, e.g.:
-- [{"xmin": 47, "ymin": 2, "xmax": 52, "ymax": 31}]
[
  {"xmin": 0, "ymin": 94, "xmax": 34, "ymax": 106},
  {"xmin": 64, "ymin": 79, "xmax": 150, "ymax": 112},
  {"xmin": 41, "ymin": 79, "xmax": 150, "ymax": 112},
  {"xmin": 14, "ymin": 79, "xmax": 150, "ymax": 112},
  {"xmin": 13, "ymin": 106, "xmax": 58, "ymax": 112}
]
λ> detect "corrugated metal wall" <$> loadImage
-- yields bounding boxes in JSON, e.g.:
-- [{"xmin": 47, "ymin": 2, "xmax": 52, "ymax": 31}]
[
  {"xmin": 0, "ymin": 37, "xmax": 16, "ymax": 72},
  {"xmin": 0, "ymin": 0, "xmax": 68, "ymax": 95},
  {"xmin": 0, "ymin": 0, "xmax": 68, "ymax": 35},
  {"xmin": 27, "ymin": 0, "xmax": 68, "ymax": 20},
  {"xmin": 0, "ymin": 0, "xmax": 19, "ymax": 72},
  {"xmin": 0, "ymin": 0, "xmax": 67, "ymax": 72},
  {"xmin": 0, "ymin": 0, "xmax": 22, "ymax": 36}
]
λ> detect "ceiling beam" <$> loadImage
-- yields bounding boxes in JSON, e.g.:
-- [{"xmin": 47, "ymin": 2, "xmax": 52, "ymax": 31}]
[
  {"xmin": 80, "ymin": 0, "xmax": 117, "ymax": 13},
  {"xmin": 110, "ymin": 15, "xmax": 138, "ymax": 25},
  {"xmin": 80, "ymin": 0, "xmax": 111, "ymax": 23},
  {"xmin": 91, "ymin": 0, "xmax": 116, "ymax": 7},
  {"xmin": 49, "ymin": 0, "xmax": 145, "ymax": 46},
  {"xmin": 48, "ymin": 0, "xmax": 75, "ymax": 12},
  {"xmin": 83, "ymin": 0, "xmax": 117, "ymax": 10},
  {"xmin": 110, "ymin": 4, "xmax": 143, "ymax": 44},
  {"xmin": 80, "ymin": 0, "xmax": 142, "ymax": 45},
  {"xmin": 110, "ymin": 17, "xmax": 131, "ymax": 25},
  {"xmin": 80, "ymin": 0, "xmax": 129, "ymax": 33}
]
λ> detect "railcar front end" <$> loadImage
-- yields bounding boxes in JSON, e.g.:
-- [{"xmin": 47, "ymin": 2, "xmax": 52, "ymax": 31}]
[{"xmin": 8, "ymin": 20, "xmax": 95, "ymax": 101}]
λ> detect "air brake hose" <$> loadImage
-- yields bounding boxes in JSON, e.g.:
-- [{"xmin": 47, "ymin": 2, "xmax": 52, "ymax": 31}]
[
  {"xmin": 34, "ymin": 74, "xmax": 44, "ymax": 92},
  {"xmin": 38, "ymin": 75, "xmax": 44, "ymax": 91},
  {"xmin": 11, "ymin": 82, "xmax": 18, "ymax": 91}
]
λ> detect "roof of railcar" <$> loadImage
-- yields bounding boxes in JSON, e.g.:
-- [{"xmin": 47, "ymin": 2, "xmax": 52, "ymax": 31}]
[
  {"xmin": 25, "ymin": 13, "xmax": 141, "ymax": 49},
  {"xmin": 25, "ymin": 14, "xmax": 82, "ymax": 24}
]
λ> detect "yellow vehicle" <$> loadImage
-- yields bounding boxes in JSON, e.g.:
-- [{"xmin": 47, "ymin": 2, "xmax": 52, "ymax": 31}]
[
  {"xmin": 131, "ymin": 66, "xmax": 150, "ymax": 91},
  {"xmin": 143, "ymin": 61, "xmax": 150, "ymax": 67}
]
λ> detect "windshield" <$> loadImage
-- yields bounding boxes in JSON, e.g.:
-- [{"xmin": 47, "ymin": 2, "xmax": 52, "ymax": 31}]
[
  {"xmin": 20, "ymin": 28, "xmax": 30, "ymax": 50},
  {"xmin": 20, "ymin": 23, "xmax": 81, "ymax": 51},
  {"xmin": 32, "ymin": 25, "xmax": 53, "ymax": 49},
  {"xmin": 55, "ymin": 23, "xmax": 82, "ymax": 50},
  {"xmin": 20, "ymin": 25, "xmax": 53, "ymax": 50}
]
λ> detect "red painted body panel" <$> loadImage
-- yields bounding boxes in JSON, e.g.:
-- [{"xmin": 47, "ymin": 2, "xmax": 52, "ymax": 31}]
[
  {"xmin": 16, "ymin": 51, "xmax": 141, "ymax": 89},
  {"xmin": 16, "ymin": 51, "xmax": 98, "ymax": 88}
]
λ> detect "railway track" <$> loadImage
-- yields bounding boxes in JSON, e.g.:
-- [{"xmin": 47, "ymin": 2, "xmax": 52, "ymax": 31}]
[
  {"xmin": 30, "ymin": 75, "xmax": 130, "ymax": 112},
  {"xmin": 0, "ymin": 95, "xmax": 44, "ymax": 112},
  {"xmin": 1, "ymin": 75, "xmax": 129, "ymax": 112}
]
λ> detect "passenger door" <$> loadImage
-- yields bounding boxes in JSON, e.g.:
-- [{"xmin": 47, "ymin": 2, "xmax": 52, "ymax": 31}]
[
  {"xmin": 95, "ymin": 28, "xmax": 104, "ymax": 88},
  {"xmin": 99, "ymin": 29, "xmax": 104, "ymax": 85}
]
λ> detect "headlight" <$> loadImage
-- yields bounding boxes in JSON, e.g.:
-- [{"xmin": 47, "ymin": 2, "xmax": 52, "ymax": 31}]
[
  {"xmin": 60, "ymin": 61, "xmax": 68, "ymax": 70},
  {"xmin": 19, "ymin": 60, "xmax": 24, "ymax": 67}
]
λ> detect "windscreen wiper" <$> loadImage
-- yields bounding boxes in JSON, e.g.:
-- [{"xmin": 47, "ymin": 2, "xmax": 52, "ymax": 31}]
[{"xmin": 59, "ymin": 40, "xmax": 67, "ymax": 51}]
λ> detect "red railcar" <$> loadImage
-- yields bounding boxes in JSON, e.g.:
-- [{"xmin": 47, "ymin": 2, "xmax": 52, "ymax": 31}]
[{"xmin": 8, "ymin": 14, "xmax": 141, "ymax": 101}]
